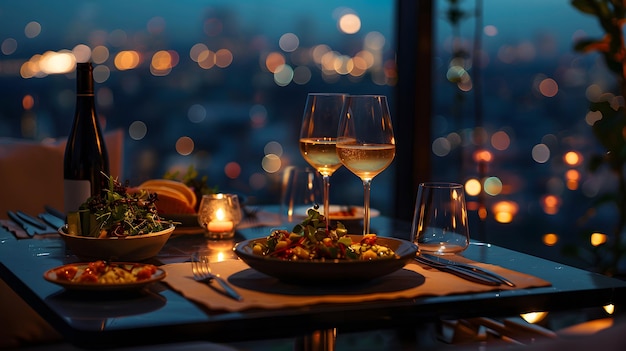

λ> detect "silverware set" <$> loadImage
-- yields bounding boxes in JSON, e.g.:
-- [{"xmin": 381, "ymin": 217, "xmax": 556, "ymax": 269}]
[
  {"xmin": 3, "ymin": 207, "xmax": 65, "ymax": 237},
  {"xmin": 414, "ymin": 253, "xmax": 515, "ymax": 287}
]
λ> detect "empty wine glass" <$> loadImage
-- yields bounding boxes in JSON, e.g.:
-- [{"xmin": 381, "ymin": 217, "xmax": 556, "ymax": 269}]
[
  {"xmin": 410, "ymin": 182, "xmax": 470, "ymax": 255},
  {"xmin": 299, "ymin": 93, "xmax": 347, "ymax": 230},
  {"xmin": 336, "ymin": 95, "xmax": 395, "ymax": 235}
]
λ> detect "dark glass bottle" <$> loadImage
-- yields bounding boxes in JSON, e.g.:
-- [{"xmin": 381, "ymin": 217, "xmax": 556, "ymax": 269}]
[{"xmin": 63, "ymin": 62, "xmax": 109, "ymax": 213}]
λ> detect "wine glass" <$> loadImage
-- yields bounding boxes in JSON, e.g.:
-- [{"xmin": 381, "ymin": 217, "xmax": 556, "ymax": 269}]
[
  {"xmin": 410, "ymin": 182, "xmax": 470, "ymax": 255},
  {"xmin": 336, "ymin": 95, "xmax": 395, "ymax": 235},
  {"xmin": 299, "ymin": 93, "xmax": 347, "ymax": 229}
]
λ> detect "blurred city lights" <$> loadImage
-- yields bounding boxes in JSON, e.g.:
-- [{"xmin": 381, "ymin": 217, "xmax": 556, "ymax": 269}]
[
  {"xmin": 491, "ymin": 131, "xmax": 510, "ymax": 151},
  {"xmin": 24, "ymin": 21, "xmax": 41, "ymax": 38},
  {"xmin": 261, "ymin": 154, "xmax": 281, "ymax": 173},
  {"xmin": 338, "ymin": 13, "xmax": 361, "ymax": 34},
  {"xmin": 542, "ymin": 233, "xmax": 559, "ymax": 246},
  {"xmin": 473, "ymin": 149, "xmax": 493, "ymax": 163},
  {"xmin": 114, "ymin": 51, "xmax": 141, "ymax": 70},
  {"xmin": 538, "ymin": 78, "xmax": 558, "ymax": 97},
  {"xmin": 465, "ymin": 178, "xmax": 482, "ymax": 196},
  {"xmin": 564, "ymin": 151, "xmax": 582, "ymax": 166},
  {"xmin": 279, "ymin": 33, "xmax": 300, "ymax": 52},
  {"xmin": 532, "ymin": 144, "xmax": 550, "ymax": 163},
  {"xmin": 128, "ymin": 121, "xmax": 147, "ymax": 141},
  {"xmin": 492, "ymin": 200, "xmax": 518, "ymax": 223},
  {"xmin": 175, "ymin": 136, "xmax": 194, "ymax": 156},
  {"xmin": 225, "ymin": 162, "xmax": 241, "ymax": 179},
  {"xmin": 483, "ymin": 177, "xmax": 502, "ymax": 196},
  {"xmin": 565, "ymin": 169, "xmax": 580, "ymax": 190},
  {"xmin": 590, "ymin": 232, "xmax": 608, "ymax": 246},
  {"xmin": 541, "ymin": 194, "xmax": 561, "ymax": 215}
]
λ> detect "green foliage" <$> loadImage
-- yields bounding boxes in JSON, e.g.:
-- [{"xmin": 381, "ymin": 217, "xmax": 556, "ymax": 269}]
[{"xmin": 570, "ymin": 0, "xmax": 626, "ymax": 275}]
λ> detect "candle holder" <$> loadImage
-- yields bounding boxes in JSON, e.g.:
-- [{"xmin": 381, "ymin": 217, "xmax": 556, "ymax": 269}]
[{"xmin": 197, "ymin": 193, "xmax": 242, "ymax": 239}]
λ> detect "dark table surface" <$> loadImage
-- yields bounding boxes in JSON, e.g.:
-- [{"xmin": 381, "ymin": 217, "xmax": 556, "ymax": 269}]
[{"xmin": 2, "ymin": 210, "xmax": 626, "ymax": 349}]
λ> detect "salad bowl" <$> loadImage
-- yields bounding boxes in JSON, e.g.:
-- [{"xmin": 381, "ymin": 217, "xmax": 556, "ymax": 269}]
[
  {"xmin": 58, "ymin": 225, "xmax": 175, "ymax": 261},
  {"xmin": 234, "ymin": 235, "xmax": 418, "ymax": 283}
]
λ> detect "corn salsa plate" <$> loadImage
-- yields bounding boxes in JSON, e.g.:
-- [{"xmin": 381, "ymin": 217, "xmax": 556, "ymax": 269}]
[
  {"xmin": 234, "ymin": 235, "xmax": 418, "ymax": 283},
  {"xmin": 44, "ymin": 262, "xmax": 166, "ymax": 291}
]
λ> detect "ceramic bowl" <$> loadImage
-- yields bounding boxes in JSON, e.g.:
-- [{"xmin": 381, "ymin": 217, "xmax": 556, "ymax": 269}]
[
  {"xmin": 58, "ymin": 225, "xmax": 175, "ymax": 261},
  {"xmin": 234, "ymin": 235, "xmax": 418, "ymax": 283}
]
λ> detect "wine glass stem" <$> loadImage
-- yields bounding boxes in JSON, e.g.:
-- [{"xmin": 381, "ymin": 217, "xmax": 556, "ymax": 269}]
[
  {"xmin": 322, "ymin": 175, "xmax": 331, "ymax": 231},
  {"xmin": 362, "ymin": 179, "xmax": 372, "ymax": 235}
]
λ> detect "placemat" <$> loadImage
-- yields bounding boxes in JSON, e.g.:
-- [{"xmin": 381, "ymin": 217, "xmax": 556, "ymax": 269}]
[{"xmin": 161, "ymin": 259, "xmax": 551, "ymax": 312}]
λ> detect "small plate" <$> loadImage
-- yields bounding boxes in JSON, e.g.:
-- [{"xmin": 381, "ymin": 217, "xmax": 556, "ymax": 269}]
[
  {"xmin": 234, "ymin": 235, "xmax": 418, "ymax": 283},
  {"xmin": 295, "ymin": 205, "xmax": 380, "ymax": 221},
  {"xmin": 43, "ymin": 262, "xmax": 166, "ymax": 291}
]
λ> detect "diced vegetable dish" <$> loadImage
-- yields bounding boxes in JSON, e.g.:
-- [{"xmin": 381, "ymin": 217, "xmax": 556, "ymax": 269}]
[
  {"xmin": 251, "ymin": 208, "xmax": 397, "ymax": 261},
  {"xmin": 52, "ymin": 260, "xmax": 158, "ymax": 284}
]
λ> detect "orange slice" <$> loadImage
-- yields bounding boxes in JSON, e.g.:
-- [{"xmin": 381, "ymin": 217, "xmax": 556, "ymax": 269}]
[
  {"xmin": 136, "ymin": 185, "xmax": 195, "ymax": 214},
  {"xmin": 139, "ymin": 179, "xmax": 197, "ymax": 209}
]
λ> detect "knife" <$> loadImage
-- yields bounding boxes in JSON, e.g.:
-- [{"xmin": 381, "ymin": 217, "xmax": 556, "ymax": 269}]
[
  {"xmin": 414, "ymin": 256, "xmax": 501, "ymax": 286},
  {"xmin": 38, "ymin": 212, "xmax": 66, "ymax": 230},
  {"xmin": 44, "ymin": 205, "xmax": 66, "ymax": 221},
  {"xmin": 16, "ymin": 211, "xmax": 47, "ymax": 231},
  {"xmin": 421, "ymin": 253, "xmax": 516, "ymax": 287},
  {"xmin": 7, "ymin": 211, "xmax": 37, "ymax": 237}
]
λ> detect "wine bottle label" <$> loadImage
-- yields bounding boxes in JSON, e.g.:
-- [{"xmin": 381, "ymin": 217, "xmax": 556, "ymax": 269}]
[{"xmin": 64, "ymin": 179, "xmax": 91, "ymax": 213}]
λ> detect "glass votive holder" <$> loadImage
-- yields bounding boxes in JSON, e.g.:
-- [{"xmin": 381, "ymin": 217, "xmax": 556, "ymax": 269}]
[{"xmin": 197, "ymin": 193, "xmax": 242, "ymax": 239}]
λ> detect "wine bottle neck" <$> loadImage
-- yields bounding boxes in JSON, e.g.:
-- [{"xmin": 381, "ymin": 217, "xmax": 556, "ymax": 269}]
[{"xmin": 76, "ymin": 62, "xmax": 94, "ymax": 95}]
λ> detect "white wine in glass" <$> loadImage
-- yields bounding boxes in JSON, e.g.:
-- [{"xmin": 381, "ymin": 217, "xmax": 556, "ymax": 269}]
[
  {"xmin": 336, "ymin": 95, "xmax": 395, "ymax": 235},
  {"xmin": 299, "ymin": 93, "xmax": 347, "ymax": 229}
]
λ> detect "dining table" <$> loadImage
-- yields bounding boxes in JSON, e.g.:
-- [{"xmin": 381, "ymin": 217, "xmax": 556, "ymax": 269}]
[{"xmin": 2, "ymin": 206, "xmax": 626, "ymax": 350}]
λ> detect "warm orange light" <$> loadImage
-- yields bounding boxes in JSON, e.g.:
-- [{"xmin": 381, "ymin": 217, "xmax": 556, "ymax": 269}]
[
  {"xmin": 215, "ymin": 49, "xmax": 233, "ymax": 68},
  {"xmin": 478, "ymin": 206, "xmax": 487, "ymax": 220},
  {"xmin": 491, "ymin": 131, "xmax": 511, "ymax": 151},
  {"xmin": 224, "ymin": 162, "xmax": 241, "ymax": 179},
  {"xmin": 473, "ymin": 149, "xmax": 493, "ymax": 163},
  {"xmin": 152, "ymin": 50, "xmax": 173, "ymax": 70},
  {"xmin": 542, "ymin": 233, "xmax": 558, "ymax": 246},
  {"xmin": 565, "ymin": 169, "xmax": 579, "ymax": 181},
  {"xmin": 175, "ymin": 136, "xmax": 194, "ymax": 156},
  {"xmin": 22, "ymin": 95, "xmax": 34, "ymax": 110},
  {"xmin": 538, "ymin": 78, "xmax": 558, "ymax": 97},
  {"xmin": 591, "ymin": 232, "xmax": 608, "ymax": 246},
  {"xmin": 265, "ymin": 52, "xmax": 285, "ymax": 73},
  {"xmin": 492, "ymin": 201, "xmax": 518, "ymax": 223},
  {"xmin": 464, "ymin": 178, "xmax": 482, "ymax": 196},
  {"xmin": 541, "ymin": 195, "xmax": 560, "ymax": 215},
  {"xmin": 114, "ymin": 50, "xmax": 141, "ymax": 70},
  {"xmin": 564, "ymin": 151, "xmax": 583, "ymax": 166},
  {"xmin": 520, "ymin": 311, "xmax": 548, "ymax": 324}
]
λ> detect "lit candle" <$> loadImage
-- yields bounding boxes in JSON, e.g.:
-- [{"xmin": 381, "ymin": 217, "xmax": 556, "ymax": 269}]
[
  {"xmin": 207, "ymin": 208, "xmax": 234, "ymax": 233},
  {"xmin": 207, "ymin": 220, "xmax": 234, "ymax": 233}
]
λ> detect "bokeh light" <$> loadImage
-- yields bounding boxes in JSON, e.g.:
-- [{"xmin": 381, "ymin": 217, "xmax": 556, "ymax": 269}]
[
  {"xmin": 541, "ymin": 194, "xmax": 560, "ymax": 215},
  {"xmin": 338, "ymin": 13, "xmax": 361, "ymax": 34},
  {"xmin": 542, "ymin": 233, "xmax": 558, "ymax": 246},
  {"xmin": 175, "ymin": 136, "xmax": 194, "ymax": 156},
  {"xmin": 590, "ymin": 232, "xmax": 608, "ymax": 246},
  {"xmin": 483, "ymin": 177, "xmax": 502, "ymax": 196},
  {"xmin": 465, "ymin": 178, "xmax": 482, "ymax": 196},
  {"xmin": 532, "ymin": 144, "xmax": 550, "ymax": 163},
  {"xmin": 492, "ymin": 201, "xmax": 518, "ymax": 223}
]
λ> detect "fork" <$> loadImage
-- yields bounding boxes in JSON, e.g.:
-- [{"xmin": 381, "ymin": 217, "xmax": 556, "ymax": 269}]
[{"xmin": 191, "ymin": 255, "xmax": 243, "ymax": 301}]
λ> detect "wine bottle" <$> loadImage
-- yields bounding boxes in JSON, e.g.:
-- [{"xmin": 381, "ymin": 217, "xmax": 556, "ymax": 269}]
[{"xmin": 63, "ymin": 62, "xmax": 110, "ymax": 213}]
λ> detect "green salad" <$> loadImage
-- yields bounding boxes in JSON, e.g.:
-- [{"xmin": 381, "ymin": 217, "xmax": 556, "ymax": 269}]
[
  {"xmin": 251, "ymin": 208, "xmax": 397, "ymax": 261},
  {"xmin": 67, "ymin": 174, "xmax": 174, "ymax": 238}
]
